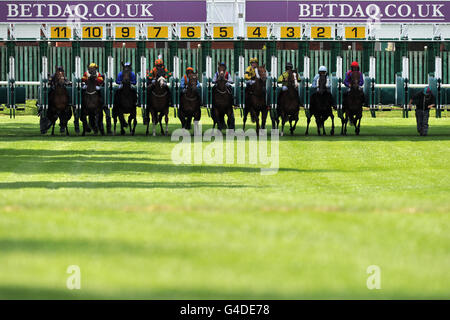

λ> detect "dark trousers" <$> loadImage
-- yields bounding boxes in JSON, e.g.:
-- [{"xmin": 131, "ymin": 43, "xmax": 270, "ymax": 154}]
[{"xmin": 415, "ymin": 109, "xmax": 429, "ymax": 136}]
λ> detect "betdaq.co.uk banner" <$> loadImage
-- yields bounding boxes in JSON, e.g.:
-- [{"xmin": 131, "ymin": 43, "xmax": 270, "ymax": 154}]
[
  {"xmin": 245, "ymin": 0, "xmax": 450, "ymax": 23},
  {"xmin": 0, "ymin": 0, "xmax": 207, "ymax": 23}
]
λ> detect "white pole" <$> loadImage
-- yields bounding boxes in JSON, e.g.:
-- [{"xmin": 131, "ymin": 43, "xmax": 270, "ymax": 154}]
[
  {"xmin": 402, "ymin": 56, "xmax": 409, "ymax": 80},
  {"xmin": 271, "ymin": 56, "xmax": 277, "ymax": 79},
  {"xmin": 369, "ymin": 56, "xmax": 376, "ymax": 80},
  {"xmin": 238, "ymin": 56, "xmax": 245, "ymax": 78},
  {"xmin": 108, "ymin": 55, "xmax": 115, "ymax": 80},
  {"xmin": 336, "ymin": 56, "xmax": 342, "ymax": 81},
  {"xmin": 41, "ymin": 56, "xmax": 47, "ymax": 81},
  {"xmin": 303, "ymin": 56, "xmax": 310, "ymax": 81},
  {"xmin": 9, "ymin": 56, "xmax": 15, "ymax": 80},
  {"xmin": 173, "ymin": 56, "xmax": 180, "ymax": 79},
  {"xmin": 435, "ymin": 56, "xmax": 442, "ymax": 80}
]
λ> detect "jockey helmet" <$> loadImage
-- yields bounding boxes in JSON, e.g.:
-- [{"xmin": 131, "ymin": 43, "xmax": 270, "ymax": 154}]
[
  {"xmin": 124, "ymin": 62, "xmax": 131, "ymax": 67},
  {"xmin": 286, "ymin": 62, "xmax": 293, "ymax": 70},
  {"xmin": 218, "ymin": 62, "xmax": 226, "ymax": 68},
  {"xmin": 318, "ymin": 65, "xmax": 327, "ymax": 73},
  {"xmin": 186, "ymin": 67, "xmax": 194, "ymax": 73},
  {"xmin": 250, "ymin": 57, "xmax": 258, "ymax": 64},
  {"xmin": 56, "ymin": 66, "xmax": 64, "ymax": 72},
  {"xmin": 89, "ymin": 63, "xmax": 98, "ymax": 69},
  {"xmin": 155, "ymin": 59, "xmax": 164, "ymax": 66},
  {"xmin": 351, "ymin": 61, "xmax": 359, "ymax": 68}
]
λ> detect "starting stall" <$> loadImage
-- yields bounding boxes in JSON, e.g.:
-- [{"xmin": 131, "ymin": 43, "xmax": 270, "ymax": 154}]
[{"xmin": 1, "ymin": 0, "xmax": 450, "ymax": 124}]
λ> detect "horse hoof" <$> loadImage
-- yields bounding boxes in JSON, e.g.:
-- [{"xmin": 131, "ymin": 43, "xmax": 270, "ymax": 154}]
[{"xmin": 281, "ymin": 131, "xmax": 284, "ymax": 136}]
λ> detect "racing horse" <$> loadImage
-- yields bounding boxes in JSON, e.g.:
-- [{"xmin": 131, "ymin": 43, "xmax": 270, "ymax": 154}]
[
  {"xmin": 113, "ymin": 62, "xmax": 137, "ymax": 135},
  {"xmin": 146, "ymin": 69, "xmax": 170, "ymax": 136},
  {"xmin": 275, "ymin": 69, "xmax": 300, "ymax": 136},
  {"xmin": 42, "ymin": 69, "xmax": 72, "ymax": 135},
  {"xmin": 307, "ymin": 74, "xmax": 335, "ymax": 135},
  {"xmin": 179, "ymin": 71, "xmax": 201, "ymax": 132},
  {"xmin": 211, "ymin": 64, "xmax": 235, "ymax": 131},
  {"xmin": 244, "ymin": 65, "xmax": 268, "ymax": 133},
  {"xmin": 342, "ymin": 71, "xmax": 365, "ymax": 135},
  {"xmin": 81, "ymin": 67, "xmax": 104, "ymax": 136}
]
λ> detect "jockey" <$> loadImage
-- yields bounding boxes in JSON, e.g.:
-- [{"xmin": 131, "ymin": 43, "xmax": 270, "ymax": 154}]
[
  {"xmin": 311, "ymin": 65, "xmax": 331, "ymax": 92},
  {"xmin": 48, "ymin": 66, "xmax": 71, "ymax": 89},
  {"xmin": 116, "ymin": 62, "xmax": 137, "ymax": 89},
  {"xmin": 212, "ymin": 62, "xmax": 233, "ymax": 93},
  {"xmin": 82, "ymin": 62, "xmax": 104, "ymax": 91},
  {"xmin": 277, "ymin": 62, "xmax": 299, "ymax": 91},
  {"xmin": 180, "ymin": 67, "xmax": 200, "ymax": 92},
  {"xmin": 344, "ymin": 61, "xmax": 364, "ymax": 88},
  {"xmin": 147, "ymin": 58, "xmax": 172, "ymax": 85},
  {"xmin": 244, "ymin": 57, "xmax": 259, "ymax": 87}
]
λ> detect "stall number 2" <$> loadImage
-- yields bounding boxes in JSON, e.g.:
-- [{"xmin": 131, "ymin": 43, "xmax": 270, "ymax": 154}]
[{"xmin": 311, "ymin": 26, "xmax": 332, "ymax": 39}]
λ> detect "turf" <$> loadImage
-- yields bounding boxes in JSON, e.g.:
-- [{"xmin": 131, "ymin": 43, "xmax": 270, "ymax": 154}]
[{"xmin": 0, "ymin": 109, "xmax": 449, "ymax": 299}]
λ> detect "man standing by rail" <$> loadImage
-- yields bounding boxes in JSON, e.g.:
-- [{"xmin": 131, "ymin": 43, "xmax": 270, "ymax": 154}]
[{"xmin": 409, "ymin": 86, "xmax": 435, "ymax": 136}]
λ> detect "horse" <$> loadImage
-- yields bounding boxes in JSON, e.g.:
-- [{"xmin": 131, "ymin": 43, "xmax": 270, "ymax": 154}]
[
  {"xmin": 113, "ymin": 62, "xmax": 137, "ymax": 135},
  {"xmin": 42, "ymin": 69, "xmax": 72, "ymax": 135},
  {"xmin": 244, "ymin": 65, "xmax": 268, "ymax": 133},
  {"xmin": 275, "ymin": 69, "xmax": 300, "ymax": 136},
  {"xmin": 179, "ymin": 71, "xmax": 201, "ymax": 132},
  {"xmin": 342, "ymin": 71, "xmax": 364, "ymax": 135},
  {"xmin": 146, "ymin": 69, "xmax": 170, "ymax": 136},
  {"xmin": 211, "ymin": 65, "xmax": 235, "ymax": 131},
  {"xmin": 81, "ymin": 67, "xmax": 104, "ymax": 136},
  {"xmin": 307, "ymin": 74, "xmax": 335, "ymax": 135}
]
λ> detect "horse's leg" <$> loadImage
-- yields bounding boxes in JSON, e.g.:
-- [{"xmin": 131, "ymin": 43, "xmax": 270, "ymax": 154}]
[
  {"xmin": 132, "ymin": 109, "xmax": 137, "ymax": 136},
  {"xmin": 291, "ymin": 113, "xmax": 299, "ymax": 135},
  {"xmin": 243, "ymin": 107, "xmax": 249, "ymax": 131},
  {"xmin": 51, "ymin": 121, "xmax": 55, "ymax": 136},
  {"xmin": 305, "ymin": 115, "xmax": 311, "ymax": 136},
  {"xmin": 164, "ymin": 109, "xmax": 169, "ymax": 136},
  {"xmin": 118, "ymin": 112, "xmax": 126, "ymax": 135},
  {"xmin": 227, "ymin": 107, "xmax": 235, "ymax": 131},
  {"xmin": 261, "ymin": 108, "xmax": 268, "ymax": 131},
  {"xmin": 330, "ymin": 112, "xmax": 335, "ymax": 136},
  {"xmin": 127, "ymin": 114, "xmax": 132, "ymax": 134},
  {"xmin": 159, "ymin": 112, "xmax": 165, "ymax": 135},
  {"xmin": 322, "ymin": 116, "xmax": 326, "ymax": 135},
  {"xmin": 99, "ymin": 109, "xmax": 105, "ymax": 136},
  {"xmin": 315, "ymin": 117, "xmax": 321, "ymax": 136},
  {"xmin": 356, "ymin": 117, "xmax": 361, "ymax": 135},
  {"xmin": 151, "ymin": 110, "xmax": 157, "ymax": 136}
]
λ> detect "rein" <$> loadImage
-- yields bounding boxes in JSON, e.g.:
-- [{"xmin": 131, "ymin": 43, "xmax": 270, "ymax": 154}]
[{"xmin": 152, "ymin": 90, "xmax": 167, "ymax": 98}]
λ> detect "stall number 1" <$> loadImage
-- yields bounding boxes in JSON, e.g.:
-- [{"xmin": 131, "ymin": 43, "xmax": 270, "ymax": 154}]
[{"xmin": 345, "ymin": 27, "xmax": 366, "ymax": 39}]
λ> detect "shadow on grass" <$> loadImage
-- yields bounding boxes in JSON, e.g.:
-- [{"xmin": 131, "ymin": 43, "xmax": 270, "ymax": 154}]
[
  {"xmin": 0, "ymin": 181, "xmax": 259, "ymax": 189},
  {"xmin": 0, "ymin": 121, "xmax": 449, "ymax": 141}
]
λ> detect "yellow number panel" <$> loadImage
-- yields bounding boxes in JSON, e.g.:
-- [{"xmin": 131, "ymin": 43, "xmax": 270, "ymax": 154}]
[
  {"xmin": 311, "ymin": 26, "xmax": 332, "ymax": 39},
  {"xmin": 147, "ymin": 26, "xmax": 169, "ymax": 39},
  {"xmin": 82, "ymin": 26, "xmax": 103, "ymax": 39},
  {"xmin": 180, "ymin": 26, "xmax": 201, "ymax": 39},
  {"xmin": 280, "ymin": 26, "xmax": 300, "ymax": 39},
  {"xmin": 247, "ymin": 26, "xmax": 267, "ymax": 39},
  {"xmin": 50, "ymin": 26, "xmax": 71, "ymax": 39},
  {"xmin": 115, "ymin": 26, "xmax": 136, "ymax": 39},
  {"xmin": 345, "ymin": 26, "xmax": 366, "ymax": 39},
  {"xmin": 213, "ymin": 26, "xmax": 234, "ymax": 39}
]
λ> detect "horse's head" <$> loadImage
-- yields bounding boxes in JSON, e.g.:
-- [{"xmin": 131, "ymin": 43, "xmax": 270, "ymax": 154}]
[
  {"xmin": 318, "ymin": 73, "xmax": 328, "ymax": 94},
  {"xmin": 157, "ymin": 76, "xmax": 167, "ymax": 88},
  {"xmin": 350, "ymin": 71, "xmax": 361, "ymax": 91},
  {"xmin": 54, "ymin": 70, "xmax": 66, "ymax": 87},
  {"xmin": 188, "ymin": 72, "xmax": 198, "ymax": 88},
  {"xmin": 121, "ymin": 62, "xmax": 132, "ymax": 86},
  {"xmin": 287, "ymin": 70, "xmax": 299, "ymax": 89},
  {"xmin": 257, "ymin": 65, "xmax": 267, "ymax": 81}
]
